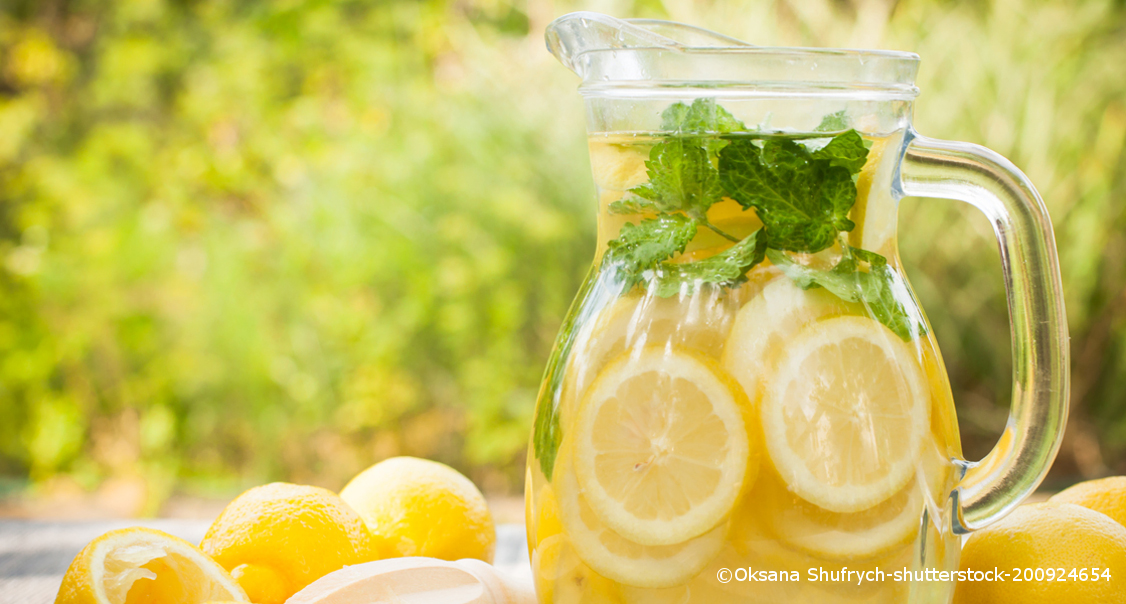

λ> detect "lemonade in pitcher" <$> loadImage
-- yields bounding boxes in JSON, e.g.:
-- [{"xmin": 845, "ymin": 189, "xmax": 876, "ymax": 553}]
[{"xmin": 527, "ymin": 12, "xmax": 1068, "ymax": 604}]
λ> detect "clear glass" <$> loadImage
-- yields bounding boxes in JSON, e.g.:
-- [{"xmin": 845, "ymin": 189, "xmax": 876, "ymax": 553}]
[{"xmin": 527, "ymin": 12, "xmax": 1068, "ymax": 604}]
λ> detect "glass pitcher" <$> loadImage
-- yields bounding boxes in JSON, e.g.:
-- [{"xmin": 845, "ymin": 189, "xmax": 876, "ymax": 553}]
[{"xmin": 525, "ymin": 12, "xmax": 1069, "ymax": 604}]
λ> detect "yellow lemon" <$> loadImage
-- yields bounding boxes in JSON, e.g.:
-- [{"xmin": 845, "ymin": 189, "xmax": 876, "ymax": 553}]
[
  {"xmin": 55, "ymin": 527, "xmax": 247, "ymax": 604},
  {"xmin": 573, "ymin": 346, "xmax": 752, "ymax": 546},
  {"xmin": 849, "ymin": 133, "xmax": 898, "ymax": 256},
  {"xmin": 200, "ymin": 483, "xmax": 381, "ymax": 604},
  {"xmin": 722, "ymin": 277, "xmax": 861, "ymax": 404},
  {"xmin": 341, "ymin": 456, "xmax": 496, "ymax": 563},
  {"xmin": 559, "ymin": 290, "xmax": 741, "ymax": 429},
  {"xmin": 534, "ymin": 485, "xmax": 564, "ymax": 545},
  {"xmin": 555, "ymin": 440, "xmax": 727, "ymax": 588},
  {"xmin": 755, "ymin": 469, "xmax": 919, "ymax": 561},
  {"xmin": 723, "ymin": 511, "xmax": 912, "ymax": 603},
  {"xmin": 588, "ymin": 139, "xmax": 651, "ymax": 192},
  {"xmin": 921, "ymin": 339, "xmax": 962, "ymax": 457},
  {"xmin": 534, "ymin": 534, "xmax": 623, "ymax": 604},
  {"xmin": 955, "ymin": 502, "xmax": 1126, "ymax": 603},
  {"xmin": 1049, "ymin": 476, "xmax": 1126, "ymax": 528},
  {"xmin": 759, "ymin": 315, "xmax": 929, "ymax": 513},
  {"xmin": 757, "ymin": 435, "xmax": 951, "ymax": 561}
]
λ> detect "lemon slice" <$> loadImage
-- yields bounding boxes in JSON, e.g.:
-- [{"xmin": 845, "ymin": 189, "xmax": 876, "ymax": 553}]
[
  {"xmin": 849, "ymin": 133, "xmax": 901, "ymax": 257},
  {"xmin": 725, "ymin": 509, "xmax": 915, "ymax": 603},
  {"xmin": 761, "ymin": 315, "xmax": 929, "ymax": 513},
  {"xmin": 722, "ymin": 277, "xmax": 860, "ymax": 403},
  {"xmin": 589, "ymin": 139, "xmax": 651, "ymax": 192},
  {"xmin": 556, "ymin": 441, "xmax": 727, "ymax": 588},
  {"xmin": 533, "ymin": 534, "xmax": 623, "ymax": 604},
  {"xmin": 573, "ymin": 346, "xmax": 751, "ymax": 546},
  {"xmin": 757, "ymin": 468, "xmax": 922, "ymax": 561},
  {"xmin": 56, "ymin": 527, "xmax": 248, "ymax": 604},
  {"xmin": 558, "ymin": 291, "xmax": 739, "ymax": 428}
]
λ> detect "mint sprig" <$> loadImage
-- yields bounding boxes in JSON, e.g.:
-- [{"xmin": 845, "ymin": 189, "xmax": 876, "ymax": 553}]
[
  {"xmin": 604, "ymin": 214, "xmax": 698, "ymax": 287},
  {"xmin": 766, "ymin": 246, "xmax": 924, "ymax": 340},
  {"xmin": 661, "ymin": 98, "xmax": 746, "ymax": 134},
  {"xmin": 649, "ymin": 229, "xmax": 767, "ymax": 298},
  {"xmin": 625, "ymin": 139, "xmax": 723, "ymax": 218},
  {"xmin": 812, "ymin": 130, "xmax": 870, "ymax": 173},
  {"xmin": 815, "ymin": 110, "xmax": 849, "ymax": 133},
  {"xmin": 599, "ymin": 101, "xmax": 922, "ymax": 343},
  {"xmin": 719, "ymin": 136, "xmax": 863, "ymax": 253}
]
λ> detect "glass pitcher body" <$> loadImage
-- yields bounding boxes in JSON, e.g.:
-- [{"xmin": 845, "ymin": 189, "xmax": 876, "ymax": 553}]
[{"xmin": 526, "ymin": 13, "xmax": 1068, "ymax": 604}]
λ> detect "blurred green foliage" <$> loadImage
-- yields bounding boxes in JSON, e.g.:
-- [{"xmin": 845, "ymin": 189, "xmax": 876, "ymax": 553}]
[{"xmin": 0, "ymin": 0, "xmax": 1123, "ymax": 509}]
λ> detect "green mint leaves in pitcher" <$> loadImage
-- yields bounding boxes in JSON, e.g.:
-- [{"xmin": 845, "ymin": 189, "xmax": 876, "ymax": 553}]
[{"xmin": 528, "ymin": 12, "xmax": 1068, "ymax": 604}]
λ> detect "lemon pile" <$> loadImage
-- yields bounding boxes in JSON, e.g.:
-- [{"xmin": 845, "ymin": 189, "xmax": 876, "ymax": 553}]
[
  {"xmin": 54, "ymin": 457, "xmax": 495, "ymax": 604},
  {"xmin": 537, "ymin": 268, "xmax": 943, "ymax": 601}
]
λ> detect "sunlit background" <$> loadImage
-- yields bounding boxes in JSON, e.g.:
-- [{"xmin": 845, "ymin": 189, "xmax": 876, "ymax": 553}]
[{"xmin": 0, "ymin": 0, "xmax": 1123, "ymax": 519}]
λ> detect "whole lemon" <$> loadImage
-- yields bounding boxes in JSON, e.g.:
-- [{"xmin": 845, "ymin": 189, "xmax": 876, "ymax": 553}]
[
  {"xmin": 201, "ymin": 483, "xmax": 382, "ymax": 604},
  {"xmin": 955, "ymin": 502, "xmax": 1126, "ymax": 603},
  {"xmin": 341, "ymin": 456, "xmax": 496, "ymax": 563},
  {"xmin": 1050, "ymin": 476, "xmax": 1126, "ymax": 527}
]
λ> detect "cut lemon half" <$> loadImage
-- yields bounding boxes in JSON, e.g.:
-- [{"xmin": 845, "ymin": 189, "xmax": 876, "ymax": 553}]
[
  {"xmin": 761, "ymin": 315, "xmax": 929, "ymax": 513},
  {"xmin": 722, "ymin": 277, "xmax": 860, "ymax": 404},
  {"xmin": 55, "ymin": 527, "xmax": 248, "ymax": 604},
  {"xmin": 556, "ymin": 442, "xmax": 727, "ymax": 588},
  {"xmin": 574, "ymin": 346, "xmax": 752, "ymax": 546}
]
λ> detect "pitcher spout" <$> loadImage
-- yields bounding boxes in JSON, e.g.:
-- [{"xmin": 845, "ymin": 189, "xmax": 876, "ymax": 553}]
[{"xmin": 545, "ymin": 11, "xmax": 752, "ymax": 79}]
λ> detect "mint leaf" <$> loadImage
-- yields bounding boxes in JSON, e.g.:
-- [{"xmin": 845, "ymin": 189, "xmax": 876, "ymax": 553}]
[
  {"xmin": 766, "ymin": 247, "xmax": 925, "ymax": 340},
  {"xmin": 858, "ymin": 266, "xmax": 921, "ymax": 341},
  {"xmin": 815, "ymin": 110, "xmax": 849, "ymax": 132},
  {"xmin": 604, "ymin": 215, "xmax": 698, "ymax": 286},
  {"xmin": 608, "ymin": 196, "xmax": 662, "ymax": 215},
  {"xmin": 649, "ymin": 229, "xmax": 767, "ymax": 297},
  {"xmin": 630, "ymin": 139, "xmax": 723, "ymax": 217},
  {"xmin": 812, "ymin": 129, "xmax": 870, "ymax": 173},
  {"xmin": 720, "ymin": 137, "xmax": 858, "ymax": 253},
  {"xmin": 661, "ymin": 98, "xmax": 746, "ymax": 133},
  {"xmin": 533, "ymin": 392, "xmax": 561, "ymax": 480}
]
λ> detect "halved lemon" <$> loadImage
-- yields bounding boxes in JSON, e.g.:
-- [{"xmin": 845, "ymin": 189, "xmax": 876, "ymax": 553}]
[
  {"xmin": 556, "ymin": 441, "xmax": 727, "ymax": 588},
  {"xmin": 573, "ymin": 346, "xmax": 752, "ymax": 546},
  {"xmin": 722, "ymin": 277, "xmax": 860, "ymax": 404},
  {"xmin": 761, "ymin": 315, "xmax": 929, "ymax": 513},
  {"xmin": 55, "ymin": 527, "xmax": 248, "ymax": 604}
]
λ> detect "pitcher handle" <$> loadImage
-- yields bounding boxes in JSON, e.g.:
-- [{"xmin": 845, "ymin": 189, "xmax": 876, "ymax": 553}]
[{"xmin": 899, "ymin": 131, "xmax": 1070, "ymax": 534}]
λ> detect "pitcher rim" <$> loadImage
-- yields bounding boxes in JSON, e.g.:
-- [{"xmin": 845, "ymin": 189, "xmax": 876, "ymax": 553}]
[{"xmin": 566, "ymin": 46, "xmax": 922, "ymax": 100}]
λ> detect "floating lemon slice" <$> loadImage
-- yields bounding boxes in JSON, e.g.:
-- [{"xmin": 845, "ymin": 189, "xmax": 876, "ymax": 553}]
[
  {"xmin": 761, "ymin": 315, "xmax": 929, "ymax": 513},
  {"xmin": 722, "ymin": 277, "xmax": 860, "ymax": 403},
  {"xmin": 573, "ymin": 346, "xmax": 752, "ymax": 546},
  {"xmin": 533, "ymin": 534, "xmax": 623, "ymax": 604},
  {"xmin": 556, "ymin": 441, "xmax": 727, "ymax": 588},
  {"xmin": 558, "ymin": 292, "xmax": 738, "ymax": 429},
  {"xmin": 849, "ymin": 133, "xmax": 900, "ymax": 257},
  {"xmin": 589, "ymin": 139, "xmax": 651, "ymax": 192},
  {"xmin": 756, "ymin": 467, "xmax": 923, "ymax": 561}
]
